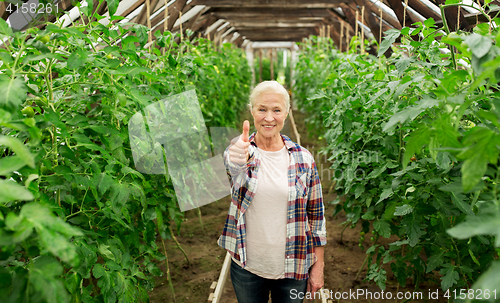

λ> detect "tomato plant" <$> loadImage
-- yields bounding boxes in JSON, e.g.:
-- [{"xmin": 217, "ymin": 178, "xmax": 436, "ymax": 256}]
[
  {"xmin": 295, "ymin": 5, "xmax": 500, "ymax": 296},
  {"xmin": 0, "ymin": 6, "xmax": 250, "ymax": 302}
]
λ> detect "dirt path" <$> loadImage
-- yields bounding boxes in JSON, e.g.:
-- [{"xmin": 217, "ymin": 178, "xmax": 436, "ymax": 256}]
[{"xmin": 148, "ymin": 109, "xmax": 446, "ymax": 303}]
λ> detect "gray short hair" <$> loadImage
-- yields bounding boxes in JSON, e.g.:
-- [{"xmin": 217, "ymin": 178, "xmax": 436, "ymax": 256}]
[{"xmin": 248, "ymin": 81, "xmax": 290, "ymax": 113}]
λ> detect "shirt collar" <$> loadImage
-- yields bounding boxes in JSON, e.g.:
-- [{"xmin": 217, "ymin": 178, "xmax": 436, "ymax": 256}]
[{"xmin": 249, "ymin": 132, "xmax": 298, "ymax": 151}]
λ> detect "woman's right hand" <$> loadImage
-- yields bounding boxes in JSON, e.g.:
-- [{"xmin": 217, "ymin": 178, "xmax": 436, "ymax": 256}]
[{"xmin": 228, "ymin": 120, "xmax": 250, "ymax": 165}]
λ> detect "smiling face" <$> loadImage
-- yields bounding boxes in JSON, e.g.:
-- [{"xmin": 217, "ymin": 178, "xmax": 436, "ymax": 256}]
[{"xmin": 251, "ymin": 92, "xmax": 288, "ymax": 140}]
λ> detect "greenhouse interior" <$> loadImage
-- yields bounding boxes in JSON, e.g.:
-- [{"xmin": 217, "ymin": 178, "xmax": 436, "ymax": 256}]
[{"xmin": 1, "ymin": 0, "xmax": 500, "ymax": 302}]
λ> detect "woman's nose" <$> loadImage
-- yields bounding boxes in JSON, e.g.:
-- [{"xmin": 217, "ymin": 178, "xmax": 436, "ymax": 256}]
[{"xmin": 264, "ymin": 111, "xmax": 274, "ymax": 120}]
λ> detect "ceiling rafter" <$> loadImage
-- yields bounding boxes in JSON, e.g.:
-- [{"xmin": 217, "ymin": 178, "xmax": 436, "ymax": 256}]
[{"xmin": 0, "ymin": 0, "xmax": 496, "ymax": 49}]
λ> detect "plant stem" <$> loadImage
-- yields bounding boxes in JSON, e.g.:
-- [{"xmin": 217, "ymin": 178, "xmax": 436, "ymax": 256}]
[
  {"xmin": 355, "ymin": 255, "xmax": 369, "ymax": 280},
  {"xmin": 197, "ymin": 208, "xmax": 205, "ymax": 232},
  {"xmin": 355, "ymin": 235, "xmax": 379, "ymax": 280},
  {"xmin": 340, "ymin": 223, "xmax": 349, "ymax": 244},
  {"xmin": 168, "ymin": 226, "xmax": 190, "ymax": 266},
  {"xmin": 161, "ymin": 237, "xmax": 176, "ymax": 303}
]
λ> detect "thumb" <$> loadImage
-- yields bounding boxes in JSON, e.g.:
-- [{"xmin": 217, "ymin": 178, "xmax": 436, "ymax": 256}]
[{"xmin": 241, "ymin": 120, "xmax": 250, "ymax": 142}]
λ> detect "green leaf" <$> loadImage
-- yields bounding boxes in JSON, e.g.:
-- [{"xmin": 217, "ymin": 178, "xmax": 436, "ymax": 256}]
[
  {"xmin": 383, "ymin": 98, "xmax": 440, "ymax": 132},
  {"xmin": 44, "ymin": 110, "xmax": 68, "ymax": 137},
  {"xmin": 0, "ymin": 75, "xmax": 28, "ymax": 108},
  {"xmin": 106, "ymin": 0, "xmax": 119, "ymax": 16},
  {"xmin": 383, "ymin": 106, "xmax": 424, "ymax": 132},
  {"xmin": 468, "ymin": 261, "xmax": 500, "ymax": 302},
  {"xmin": 67, "ymin": 52, "xmax": 86, "ymax": 70},
  {"xmin": 30, "ymin": 256, "xmax": 69, "ymax": 303},
  {"xmin": 374, "ymin": 220, "xmax": 391, "ymax": 238},
  {"xmin": 367, "ymin": 164, "xmax": 387, "ymax": 179},
  {"xmin": 93, "ymin": 263, "xmax": 106, "ymax": 279},
  {"xmin": 354, "ymin": 184, "xmax": 365, "ymax": 199},
  {"xmin": 464, "ymin": 33, "xmax": 492, "ymax": 58},
  {"xmin": 21, "ymin": 203, "xmax": 82, "ymax": 264},
  {"xmin": 64, "ymin": 271, "xmax": 81, "ymax": 294},
  {"xmin": 426, "ymin": 251, "xmax": 444, "ymax": 273},
  {"xmin": 461, "ymin": 151, "xmax": 489, "ymax": 192},
  {"xmin": 395, "ymin": 58, "xmax": 412, "ymax": 76},
  {"xmin": 121, "ymin": 166, "xmax": 145, "ymax": 181},
  {"xmin": 402, "ymin": 214, "xmax": 425, "ymax": 247},
  {"xmin": 0, "ymin": 136, "xmax": 35, "ymax": 168},
  {"xmin": 447, "ymin": 206, "xmax": 500, "ymax": 246},
  {"xmin": 0, "ymin": 180, "xmax": 34, "ymax": 204},
  {"xmin": 376, "ymin": 188, "xmax": 393, "ymax": 205},
  {"xmin": 362, "ymin": 210, "xmax": 375, "ymax": 220},
  {"xmin": 0, "ymin": 155, "xmax": 27, "ymax": 175},
  {"xmin": 378, "ymin": 29, "xmax": 400, "ymax": 57},
  {"xmin": 95, "ymin": 173, "xmax": 115, "ymax": 195},
  {"xmin": 122, "ymin": 35, "xmax": 139, "ymax": 47},
  {"xmin": 112, "ymin": 66, "xmax": 149, "ymax": 76},
  {"xmin": 0, "ymin": 18, "xmax": 13, "ymax": 36},
  {"xmin": 394, "ymin": 204, "xmax": 413, "ymax": 216},
  {"xmin": 450, "ymin": 192, "xmax": 474, "ymax": 216},
  {"xmin": 403, "ymin": 126, "xmax": 430, "ymax": 168},
  {"xmin": 133, "ymin": 24, "xmax": 148, "ymax": 46},
  {"xmin": 424, "ymin": 18, "xmax": 435, "ymax": 28},
  {"xmin": 440, "ymin": 266, "xmax": 459, "ymax": 290},
  {"xmin": 98, "ymin": 244, "xmax": 116, "ymax": 261},
  {"xmin": 168, "ymin": 54, "xmax": 177, "ymax": 68}
]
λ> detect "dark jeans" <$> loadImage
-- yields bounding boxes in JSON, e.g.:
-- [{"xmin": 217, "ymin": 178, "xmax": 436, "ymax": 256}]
[{"xmin": 230, "ymin": 259, "xmax": 308, "ymax": 303}]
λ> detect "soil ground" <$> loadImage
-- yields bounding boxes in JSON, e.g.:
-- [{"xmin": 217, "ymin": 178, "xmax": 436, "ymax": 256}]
[{"xmin": 148, "ymin": 109, "xmax": 447, "ymax": 303}]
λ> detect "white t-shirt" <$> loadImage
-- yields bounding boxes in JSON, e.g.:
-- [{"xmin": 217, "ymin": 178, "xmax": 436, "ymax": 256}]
[{"xmin": 232, "ymin": 145, "xmax": 289, "ymax": 279}]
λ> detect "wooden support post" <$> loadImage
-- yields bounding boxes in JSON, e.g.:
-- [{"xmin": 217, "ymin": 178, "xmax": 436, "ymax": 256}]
[
  {"xmin": 327, "ymin": 25, "xmax": 331, "ymax": 49},
  {"xmin": 289, "ymin": 49, "xmax": 293, "ymax": 90},
  {"xmin": 270, "ymin": 48, "xmax": 274, "ymax": 80},
  {"xmin": 379, "ymin": 7, "xmax": 383, "ymax": 46},
  {"xmin": 322, "ymin": 25, "xmax": 326, "ymax": 48},
  {"xmin": 164, "ymin": 0, "xmax": 168, "ymax": 33},
  {"xmin": 346, "ymin": 30, "xmax": 350, "ymax": 52},
  {"xmin": 179, "ymin": 11, "xmax": 183, "ymax": 43},
  {"xmin": 403, "ymin": 0, "xmax": 409, "ymax": 28},
  {"xmin": 207, "ymin": 253, "xmax": 231, "ymax": 303},
  {"xmin": 360, "ymin": 6, "xmax": 365, "ymax": 55},
  {"xmin": 146, "ymin": 0, "xmax": 152, "ymax": 46},
  {"xmin": 355, "ymin": 10, "xmax": 359, "ymax": 37},
  {"xmin": 259, "ymin": 49, "xmax": 263, "ymax": 82},
  {"xmin": 339, "ymin": 22, "xmax": 344, "ymax": 53}
]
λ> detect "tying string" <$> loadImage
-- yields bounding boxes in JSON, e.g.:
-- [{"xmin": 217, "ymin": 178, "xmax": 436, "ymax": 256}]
[{"xmin": 403, "ymin": 0, "xmax": 409, "ymax": 28}]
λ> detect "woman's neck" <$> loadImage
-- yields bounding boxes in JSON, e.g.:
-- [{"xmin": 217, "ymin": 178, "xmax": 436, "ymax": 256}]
[{"xmin": 255, "ymin": 132, "xmax": 284, "ymax": 151}]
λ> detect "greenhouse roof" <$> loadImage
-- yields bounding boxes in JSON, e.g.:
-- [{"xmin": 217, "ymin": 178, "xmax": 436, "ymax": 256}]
[{"xmin": 1, "ymin": 0, "xmax": 498, "ymax": 50}]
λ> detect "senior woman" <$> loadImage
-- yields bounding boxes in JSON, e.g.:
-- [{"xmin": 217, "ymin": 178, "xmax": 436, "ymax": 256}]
[{"xmin": 218, "ymin": 81, "xmax": 327, "ymax": 303}]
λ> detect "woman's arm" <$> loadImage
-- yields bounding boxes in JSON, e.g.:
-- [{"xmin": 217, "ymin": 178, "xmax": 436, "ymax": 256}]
[{"xmin": 307, "ymin": 246, "xmax": 325, "ymax": 297}]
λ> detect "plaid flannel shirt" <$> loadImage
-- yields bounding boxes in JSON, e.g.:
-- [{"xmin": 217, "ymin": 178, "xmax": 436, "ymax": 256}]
[{"xmin": 217, "ymin": 132, "xmax": 327, "ymax": 280}]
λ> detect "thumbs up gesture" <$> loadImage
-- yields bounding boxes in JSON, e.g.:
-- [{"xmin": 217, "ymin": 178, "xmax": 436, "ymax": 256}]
[{"xmin": 229, "ymin": 120, "xmax": 251, "ymax": 165}]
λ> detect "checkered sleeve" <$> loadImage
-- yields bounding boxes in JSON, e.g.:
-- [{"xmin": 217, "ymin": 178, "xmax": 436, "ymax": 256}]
[
  {"xmin": 307, "ymin": 160, "xmax": 327, "ymax": 247},
  {"xmin": 223, "ymin": 145, "xmax": 246, "ymax": 186}
]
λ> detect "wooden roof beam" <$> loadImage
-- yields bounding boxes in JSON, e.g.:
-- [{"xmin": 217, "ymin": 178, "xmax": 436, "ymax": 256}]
[
  {"xmin": 386, "ymin": 0, "xmax": 414, "ymax": 27},
  {"xmin": 351, "ymin": 0, "xmax": 402, "ymax": 29},
  {"xmin": 435, "ymin": 0, "xmax": 470, "ymax": 31},
  {"xmin": 207, "ymin": 8, "xmax": 332, "ymax": 18},
  {"xmin": 167, "ymin": 0, "xmax": 188, "ymax": 30},
  {"xmin": 197, "ymin": 0, "xmax": 344, "ymax": 8},
  {"xmin": 136, "ymin": 0, "xmax": 161, "ymax": 26},
  {"xmin": 231, "ymin": 22, "xmax": 321, "ymax": 28},
  {"xmin": 407, "ymin": 0, "xmax": 441, "ymax": 21}
]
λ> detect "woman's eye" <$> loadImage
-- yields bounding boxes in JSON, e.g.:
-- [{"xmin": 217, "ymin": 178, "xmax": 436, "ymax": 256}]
[
  {"xmin": 275, "ymin": 109, "xmax": 281, "ymax": 112},
  {"xmin": 259, "ymin": 109, "xmax": 265, "ymax": 112}
]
